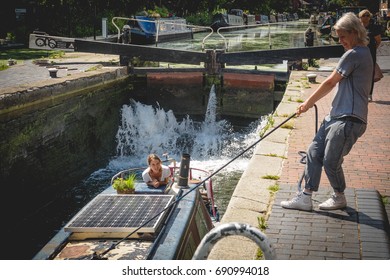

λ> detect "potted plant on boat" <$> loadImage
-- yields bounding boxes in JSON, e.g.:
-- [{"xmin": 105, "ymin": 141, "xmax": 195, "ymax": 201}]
[{"xmin": 112, "ymin": 173, "xmax": 136, "ymax": 194}]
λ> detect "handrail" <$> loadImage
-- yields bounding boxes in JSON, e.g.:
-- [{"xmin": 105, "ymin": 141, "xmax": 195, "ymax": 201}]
[
  {"xmin": 216, "ymin": 21, "xmax": 288, "ymax": 52},
  {"xmin": 112, "ymin": 16, "xmax": 213, "ymax": 50}
]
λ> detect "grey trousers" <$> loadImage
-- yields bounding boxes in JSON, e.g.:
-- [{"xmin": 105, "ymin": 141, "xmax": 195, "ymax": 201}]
[{"xmin": 304, "ymin": 117, "xmax": 367, "ymax": 193}]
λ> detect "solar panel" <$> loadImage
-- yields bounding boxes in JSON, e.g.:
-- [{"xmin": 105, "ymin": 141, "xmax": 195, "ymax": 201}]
[{"xmin": 64, "ymin": 194, "xmax": 174, "ymax": 238}]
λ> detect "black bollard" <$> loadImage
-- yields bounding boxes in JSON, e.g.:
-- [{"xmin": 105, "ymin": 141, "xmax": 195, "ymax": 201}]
[{"xmin": 178, "ymin": 153, "xmax": 190, "ymax": 188}]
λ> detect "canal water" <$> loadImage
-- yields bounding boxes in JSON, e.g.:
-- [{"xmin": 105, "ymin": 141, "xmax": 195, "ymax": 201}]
[
  {"xmin": 156, "ymin": 20, "xmax": 328, "ymax": 51},
  {"xmin": 3, "ymin": 21, "xmax": 317, "ymax": 260}
]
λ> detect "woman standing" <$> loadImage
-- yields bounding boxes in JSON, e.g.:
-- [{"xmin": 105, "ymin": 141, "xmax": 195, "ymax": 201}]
[
  {"xmin": 359, "ymin": 9, "xmax": 382, "ymax": 101},
  {"xmin": 281, "ymin": 12, "xmax": 373, "ymax": 211}
]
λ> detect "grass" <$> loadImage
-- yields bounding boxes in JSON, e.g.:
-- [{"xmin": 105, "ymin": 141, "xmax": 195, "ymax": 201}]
[
  {"xmin": 268, "ymin": 184, "xmax": 280, "ymax": 193},
  {"xmin": 0, "ymin": 49, "xmax": 65, "ymax": 70},
  {"xmin": 256, "ymin": 216, "xmax": 268, "ymax": 260},
  {"xmin": 262, "ymin": 174, "xmax": 280, "ymax": 180},
  {"xmin": 281, "ymin": 121, "xmax": 294, "ymax": 129},
  {"xmin": 85, "ymin": 65, "xmax": 101, "ymax": 72},
  {"xmin": 0, "ymin": 62, "xmax": 8, "ymax": 71},
  {"xmin": 264, "ymin": 153, "xmax": 287, "ymax": 159},
  {"xmin": 382, "ymin": 196, "xmax": 389, "ymax": 205},
  {"xmin": 259, "ymin": 114, "xmax": 275, "ymax": 137}
]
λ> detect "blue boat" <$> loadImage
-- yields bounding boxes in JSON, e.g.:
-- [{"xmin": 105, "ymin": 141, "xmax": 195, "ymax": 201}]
[{"xmin": 119, "ymin": 15, "xmax": 194, "ymax": 45}]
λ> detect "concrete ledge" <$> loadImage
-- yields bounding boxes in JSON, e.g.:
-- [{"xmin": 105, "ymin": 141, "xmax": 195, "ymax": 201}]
[
  {"xmin": 0, "ymin": 67, "xmax": 127, "ymax": 113},
  {"xmin": 208, "ymin": 69, "xmax": 304, "ymax": 259}
]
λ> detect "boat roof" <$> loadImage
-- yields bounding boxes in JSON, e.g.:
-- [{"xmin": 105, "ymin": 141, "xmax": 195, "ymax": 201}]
[{"xmin": 64, "ymin": 194, "xmax": 175, "ymax": 239}]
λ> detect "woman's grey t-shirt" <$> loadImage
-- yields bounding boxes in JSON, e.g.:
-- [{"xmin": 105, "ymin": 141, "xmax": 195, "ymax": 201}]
[{"xmin": 330, "ymin": 46, "xmax": 373, "ymax": 123}]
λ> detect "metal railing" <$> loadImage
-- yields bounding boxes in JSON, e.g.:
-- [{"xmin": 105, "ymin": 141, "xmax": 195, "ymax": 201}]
[{"xmin": 215, "ymin": 21, "xmax": 290, "ymax": 52}]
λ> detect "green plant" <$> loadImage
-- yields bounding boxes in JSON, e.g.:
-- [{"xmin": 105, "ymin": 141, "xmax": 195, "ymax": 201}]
[
  {"xmin": 264, "ymin": 153, "xmax": 287, "ymax": 159},
  {"xmin": 259, "ymin": 114, "xmax": 275, "ymax": 137},
  {"xmin": 281, "ymin": 121, "xmax": 294, "ymax": 129},
  {"xmin": 268, "ymin": 184, "xmax": 280, "ymax": 194},
  {"xmin": 0, "ymin": 62, "xmax": 8, "ymax": 71},
  {"xmin": 262, "ymin": 174, "xmax": 280, "ymax": 180},
  {"xmin": 112, "ymin": 173, "xmax": 137, "ymax": 193},
  {"xmin": 6, "ymin": 32, "xmax": 16, "ymax": 42},
  {"xmin": 258, "ymin": 216, "xmax": 268, "ymax": 231}
]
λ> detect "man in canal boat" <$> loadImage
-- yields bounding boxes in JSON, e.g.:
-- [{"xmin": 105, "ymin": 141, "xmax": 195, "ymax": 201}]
[
  {"xmin": 142, "ymin": 154, "xmax": 171, "ymax": 188},
  {"xmin": 281, "ymin": 12, "xmax": 373, "ymax": 211}
]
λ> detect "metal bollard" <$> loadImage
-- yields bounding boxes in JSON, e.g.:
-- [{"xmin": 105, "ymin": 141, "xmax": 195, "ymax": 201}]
[{"xmin": 48, "ymin": 68, "xmax": 58, "ymax": 78}]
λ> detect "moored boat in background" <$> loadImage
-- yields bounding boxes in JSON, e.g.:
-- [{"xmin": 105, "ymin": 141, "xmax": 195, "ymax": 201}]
[
  {"xmin": 113, "ymin": 15, "xmax": 193, "ymax": 45},
  {"xmin": 211, "ymin": 9, "xmax": 255, "ymax": 31}
]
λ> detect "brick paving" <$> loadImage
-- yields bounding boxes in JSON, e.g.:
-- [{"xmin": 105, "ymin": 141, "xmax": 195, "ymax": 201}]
[{"xmin": 266, "ymin": 66, "xmax": 390, "ymax": 260}]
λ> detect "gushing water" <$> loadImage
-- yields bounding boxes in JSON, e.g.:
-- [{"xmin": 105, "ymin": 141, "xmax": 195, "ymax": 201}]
[
  {"xmin": 86, "ymin": 85, "xmax": 268, "ymax": 217},
  {"xmin": 111, "ymin": 85, "xmax": 267, "ymax": 173}
]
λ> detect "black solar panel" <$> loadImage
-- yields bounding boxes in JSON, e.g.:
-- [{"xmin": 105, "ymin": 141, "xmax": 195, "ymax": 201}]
[{"xmin": 65, "ymin": 194, "xmax": 174, "ymax": 235}]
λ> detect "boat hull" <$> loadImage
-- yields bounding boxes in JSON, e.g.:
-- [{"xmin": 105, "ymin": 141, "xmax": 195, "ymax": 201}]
[
  {"xmin": 127, "ymin": 16, "xmax": 193, "ymax": 45},
  {"xmin": 211, "ymin": 9, "xmax": 255, "ymax": 31}
]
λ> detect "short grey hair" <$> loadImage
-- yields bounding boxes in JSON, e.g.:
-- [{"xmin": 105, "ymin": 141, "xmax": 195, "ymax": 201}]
[{"xmin": 334, "ymin": 12, "xmax": 368, "ymax": 45}]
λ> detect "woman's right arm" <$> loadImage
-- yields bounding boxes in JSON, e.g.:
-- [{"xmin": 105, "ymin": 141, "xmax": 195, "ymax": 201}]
[{"xmin": 297, "ymin": 70, "xmax": 343, "ymax": 115}]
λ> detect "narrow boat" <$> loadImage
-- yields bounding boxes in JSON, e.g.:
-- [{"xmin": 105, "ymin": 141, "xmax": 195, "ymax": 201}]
[
  {"xmin": 33, "ymin": 155, "xmax": 219, "ymax": 260},
  {"xmin": 113, "ymin": 15, "xmax": 193, "ymax": 45},
  {"xmin": 210, "ymin": 9, "xmax": 256, "ymax": 31}
]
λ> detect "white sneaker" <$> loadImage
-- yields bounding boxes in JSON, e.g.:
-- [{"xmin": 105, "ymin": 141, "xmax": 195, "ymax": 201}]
[
  {"xmin": 319, "ymin": 193, "xmax": 347, "ymax": 210},
  {"xmin": 281, "ymin": 192, "xmax": 313, "ymax": 211}
]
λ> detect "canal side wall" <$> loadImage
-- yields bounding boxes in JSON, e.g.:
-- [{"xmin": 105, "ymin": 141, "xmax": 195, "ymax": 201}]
[
  {"xmin": 207, "ymin": 69, "xmax": 308, "ymax": 260},
  {"xmin": 0, "ymin": 68, "xmax": 131, "ymax": 202},
  {"xmin": 142, "ymin": 72, "xmax": 276, "ymax": 118}
]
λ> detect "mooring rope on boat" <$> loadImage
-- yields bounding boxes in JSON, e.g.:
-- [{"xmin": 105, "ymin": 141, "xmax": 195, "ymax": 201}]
[{"xmin": 91, "ymin": 113, "xmax": 297, "ymax": 260}]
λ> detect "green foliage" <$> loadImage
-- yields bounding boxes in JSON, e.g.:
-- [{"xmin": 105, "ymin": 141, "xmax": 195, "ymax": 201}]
[
  {"xmin": 281, "ymin": 121, "xmax": 294, "ymax": 129},
  {"xmin": 186, "ymin": 12, "xmax": 213, "ymax": 26},
  {"xmin": 25, "ymin": 0, "xmax": 301, "ymax": 39},
  {"xmin": 112, "ymin": 173, "xmax": 137, "ymax": 192},
  {"xmin": 382, "ymin": 196, "xmax": 389, "ymax": 205},
  {"xmin": 268, "ymin": 184, "xmax": 280, "ymax": 193},
  {"xmin": 0, "ymin": 49, "xmax": 61, "ymax": 60},
  {"xmin": 259, "ymin": 114, "xmax": 275, "ymax": 137},
  {"xmin": 262, "ymin": 174, "xmax": 280, "ymax": 180},
  {"xmin": 258, "ymin": 216, "xmax": 268, "ymax": 231},
  {"xmin": 147, "ymin": 5, "xmax": 170, "ymax": 18},
  {"xmin": 6, "ymin": 32, "xmax": 16, "ymax": 42},
  {"xmin": 0, "ymin": 62, "xmax": 9, "ymax": 71}
]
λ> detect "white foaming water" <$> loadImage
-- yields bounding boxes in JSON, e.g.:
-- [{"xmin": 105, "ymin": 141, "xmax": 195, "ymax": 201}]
[{"xmin": 109, "ymin": 85, "xmax": 268, "ymax": 174}]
